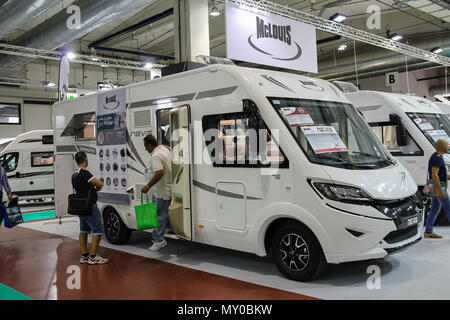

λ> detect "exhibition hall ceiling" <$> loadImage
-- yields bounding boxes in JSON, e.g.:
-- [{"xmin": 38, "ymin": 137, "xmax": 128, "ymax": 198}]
[{"xmin": 0, "ymin": 0, "xmax": 448, "ymax": 77}]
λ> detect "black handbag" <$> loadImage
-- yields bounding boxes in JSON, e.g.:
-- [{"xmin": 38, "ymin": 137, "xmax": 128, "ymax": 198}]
[{"xmin": 68, "ymin": 186, "xmax": 95, "ymax": 216}]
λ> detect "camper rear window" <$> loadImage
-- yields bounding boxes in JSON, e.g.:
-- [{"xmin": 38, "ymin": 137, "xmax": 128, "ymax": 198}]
[
  {"xmin": 31, "ymin": 152, "xmax": 54, "ymax": 167},
  {"xmin": 75, "ymin": 112, "xmax": 96, "ymax": 141}
]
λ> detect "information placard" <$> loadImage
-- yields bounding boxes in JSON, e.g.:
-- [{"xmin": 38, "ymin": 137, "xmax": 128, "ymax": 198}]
[
  {"xmin": 301, "ymin": 126, "xmax": 348, "ymax": 154},
  {"xmin": 282, "ymin": 107, "xmax": 314, "ymax": 127}
]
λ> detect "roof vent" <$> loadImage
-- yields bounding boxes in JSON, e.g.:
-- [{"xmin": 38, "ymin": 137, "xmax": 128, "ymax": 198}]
[
  {"xmin": 196, "ymin": 55, "xmax": 235, "ymax": 66},
  {"xmin": 332, "ymin": 81, "xmax": 359, "ymax": 93}
]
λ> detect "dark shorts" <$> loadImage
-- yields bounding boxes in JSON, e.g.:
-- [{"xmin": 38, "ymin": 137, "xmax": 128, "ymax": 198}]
[{"xmin": 79, "ymin": 204, "xmax": 104, "ymax": 235}]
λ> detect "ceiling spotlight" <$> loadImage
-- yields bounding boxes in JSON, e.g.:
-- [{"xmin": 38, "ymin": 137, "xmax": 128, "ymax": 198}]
[
  {"xmin": 431, "ymin": 47, "xmax": 444, "ymax": 54},
  {"xmin": 67, "ymin": 52, "xmax": 76, "ymax": 60},
  {"xmin": 210, "ymin": 1, "xmax": 220, "ymax": 16},
  {"xmin": 330, "ymin": 13, "xmax": 347, "ymax": 22},
  {"xmin": 144, "ymin": 63, "xmax": 153, "ymax": 69},
  {"xmin": 338, "ymin": 44, "xmax": 347, "ymax": 51},
  {"xmin": 101, "ymin": 64, "xmax": 108, "ymax": 68},
  {"xmin": 91, "ymin": 56, "xmax": 100, "ymax": 61},
  {"xmin": 43, "ymin": 81, "xmax": 56, "ymax": 87},
  {"xmin": 388, "ymin": 33, "xmax": 403, "ymax": 41}
]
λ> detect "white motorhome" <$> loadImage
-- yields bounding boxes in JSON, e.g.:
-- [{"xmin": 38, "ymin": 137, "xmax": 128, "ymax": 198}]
[
  {"xmin": 53, "ymin": 64, "xmax": 422, "ymax": 281},
  {"xmin": 334, "ymin": 82, "xmax": 450, "ymax": 221},
  {"xmin": 0, "ymin": 130, "xmax": 54, "ymax": 202},
  {"xmin": 435, "ymin": 102, "xmax": 450, "ymax": 118}
]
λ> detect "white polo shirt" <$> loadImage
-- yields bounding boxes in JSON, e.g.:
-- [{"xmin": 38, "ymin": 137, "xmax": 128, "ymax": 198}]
[{"xmin": 149, "ymin": 145, "xmax": 172, "ymax": 200}]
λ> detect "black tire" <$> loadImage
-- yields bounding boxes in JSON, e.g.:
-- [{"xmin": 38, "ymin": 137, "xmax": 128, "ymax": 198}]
[
  {"xmin": 103, "ymin": 208, "xmax": 132, "ymax": 245},
  {"xmin": 271, "ymin": 222, "xmax": 327, "ymax": 282}
]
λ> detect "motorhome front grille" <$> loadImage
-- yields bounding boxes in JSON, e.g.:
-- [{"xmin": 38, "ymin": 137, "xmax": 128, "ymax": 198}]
[
  {"xmin": 383, "ymin": 226, "xmax": 418, "ymax": 245},
  {"xmin": 134, "ymin": 110, "xmax": 151, "ymax": 127}
]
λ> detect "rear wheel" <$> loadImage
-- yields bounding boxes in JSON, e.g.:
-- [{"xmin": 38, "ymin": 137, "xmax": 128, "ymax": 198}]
[
  {"xmin": 271, "ymin": 222, "xmax": 327, "ymax": 282},
  {"xmin": 103, "ymin": 208, "xmax": 131, "ymax": 245}
]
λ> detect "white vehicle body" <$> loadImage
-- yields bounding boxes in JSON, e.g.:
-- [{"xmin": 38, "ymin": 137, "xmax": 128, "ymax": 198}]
[
  {"xmin": 341, "ymin": 88, "xmax": 450, "ymax": 190},
  {"xmin": 435, "ymin": 102, "xmax": 450, "ymax": 118},
  {"xmin": 0, "ymin": 130, "xmax": 54, "ymax": 202},
  {"xmin": 53, "ymin": 65, "xmax": 422, "ymax": 280}
]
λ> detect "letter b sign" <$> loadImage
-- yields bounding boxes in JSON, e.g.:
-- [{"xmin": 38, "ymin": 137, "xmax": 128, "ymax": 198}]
[{"xmin": 386, "ymin": 72, "xmax": 398, "ymax": 87}]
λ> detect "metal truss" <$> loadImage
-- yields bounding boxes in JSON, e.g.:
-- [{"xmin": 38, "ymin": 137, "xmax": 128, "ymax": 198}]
[
  {"xmin": 0, "ymin": 44, "xmax": 166, "ymax": 70},
  {"xmin": 229, "ymin": 0, "xmax": 450, "ymax": 66}
]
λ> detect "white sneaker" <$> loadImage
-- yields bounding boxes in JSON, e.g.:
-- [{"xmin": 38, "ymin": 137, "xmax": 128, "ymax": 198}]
[
  {"xmin": 148, "ymin": 240, "xmax": 167, "ymax": 252},
  {"xmin": 88, "ymin": 255, "xmax": 109, "ymax": 265}
]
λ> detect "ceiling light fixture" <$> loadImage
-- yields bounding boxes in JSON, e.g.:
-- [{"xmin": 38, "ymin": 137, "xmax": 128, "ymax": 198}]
[
  {"xmin": 43, "ymin": 81, "xmax": 56, "ymax": 87},
  {"xmin": 338, "ymin": 44, "xmax": 347, "ymax": 51},
  {"xmin": 330, "ymin": 13, "xmax": 347, "ymax": 22},
  {"xmin": 67, "ymin": 52, "xmax": 76, "ymax": 60},
  {"xmin": 431, "ymin": 47, "xmax": 444, "ymax": 54},
  {"xmin": 210, "ymin": 1, "xmax": 220, "ymax": 16},
  {"xmin": 388, "ymin": 33, "xmax": 403, "ymax": 41}
]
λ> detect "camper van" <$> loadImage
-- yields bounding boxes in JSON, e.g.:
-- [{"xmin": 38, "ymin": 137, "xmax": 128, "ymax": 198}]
[
  {"xmin": 0, "ymin": 130, "xmax": 54, "ymax": 202},
  {"xmin": 53, "ymin": 65, "xmax": 422, "ymax": 281},
  {"xmin": 435, "ymin": 102, "xmax": 450, "ymax": 118},
  {"xmin": 334, "ymin": 82, "xmax": 450, "ymax": 223}
]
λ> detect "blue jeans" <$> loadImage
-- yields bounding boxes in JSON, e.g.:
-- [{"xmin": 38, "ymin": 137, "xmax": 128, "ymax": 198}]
[
  {"xmin": 425, "ymin": 195, "xmax": 450, "ymax": 233},
  {"xmin": 79, "ymin": 204, "xmax": 104, "ymax": 235},
  {"xmin": 152, "ymin": 196, "xmax": 171, "ymax": 243}
]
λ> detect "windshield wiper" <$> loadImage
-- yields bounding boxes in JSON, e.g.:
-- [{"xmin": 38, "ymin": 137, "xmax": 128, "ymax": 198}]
[
  {"xmin": 313, "ymin": 154, "xmax": 354, "ymax": 165},
  {"xmin": 350, "ymin": 151, "xmax": 395, "ymax": 165}
]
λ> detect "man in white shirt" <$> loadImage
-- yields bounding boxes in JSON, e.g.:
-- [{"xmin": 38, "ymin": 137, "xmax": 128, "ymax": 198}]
[{"xmin": 141, "ymin": 134, "xmax": 172, "ymax": 251}]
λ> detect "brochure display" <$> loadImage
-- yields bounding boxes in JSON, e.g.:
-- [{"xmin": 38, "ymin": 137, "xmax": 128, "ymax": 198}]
[{"xmin": 96, "ymin": 88, "xmax": 130, "ymax": 205}]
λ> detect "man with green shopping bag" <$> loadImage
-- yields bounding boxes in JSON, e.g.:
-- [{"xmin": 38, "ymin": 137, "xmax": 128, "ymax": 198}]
[{"xmin": 141, "ymin": 134, "xmax": 172, "ymax": 251}]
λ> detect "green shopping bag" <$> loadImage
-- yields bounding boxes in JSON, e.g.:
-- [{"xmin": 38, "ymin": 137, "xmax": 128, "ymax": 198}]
[{"xmin": 135, "ymin": 193, "xmax": 159, "ymax": 231}]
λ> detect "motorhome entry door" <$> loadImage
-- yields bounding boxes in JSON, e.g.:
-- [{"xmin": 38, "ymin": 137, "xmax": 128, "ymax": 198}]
[{"xmin": 168, "ymin": 106, "xmax": 192, "ymax": 240}]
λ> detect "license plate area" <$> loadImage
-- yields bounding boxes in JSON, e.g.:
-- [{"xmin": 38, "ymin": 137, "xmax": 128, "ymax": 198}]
[{"xmin": 401, "ymin": 214, "xmax": 419, "ymax": 229}]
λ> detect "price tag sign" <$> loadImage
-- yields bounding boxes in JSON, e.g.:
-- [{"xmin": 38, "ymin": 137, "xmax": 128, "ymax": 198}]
[
  {"xmin": 301, "ymin": 126, "xmax": 348, "ymax": 154},
  {"xmin": 282, "ymin": 107, "xmax": 314, "ymax": 127}
]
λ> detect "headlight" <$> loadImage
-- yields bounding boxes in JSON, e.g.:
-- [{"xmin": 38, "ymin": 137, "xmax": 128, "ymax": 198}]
[{"xmin": 313, "ymin": 182, "xmax": 373, "ymax": 203}]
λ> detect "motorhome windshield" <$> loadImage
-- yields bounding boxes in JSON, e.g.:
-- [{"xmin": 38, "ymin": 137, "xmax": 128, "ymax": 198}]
[
  {"xmin": 269, "ymin": 97, "xmax": 393, "ymax": 169},
  {"xmin": 407, "ymin": 112, "xmax": 450, "ymax": 153}
]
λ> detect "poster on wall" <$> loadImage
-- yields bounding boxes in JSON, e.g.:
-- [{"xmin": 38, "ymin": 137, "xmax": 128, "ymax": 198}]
[
  {"xmin": 96, "ymin": 88, "xmax": 129, "ymax": 205},
  {"xmin": 225, "ymin": 0, "xmax": 318, "ymax": 73}
]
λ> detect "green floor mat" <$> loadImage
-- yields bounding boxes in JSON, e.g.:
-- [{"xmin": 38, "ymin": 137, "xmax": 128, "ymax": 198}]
[
  {"xmin": 21, "ymin": 210, "xmax": 57, "ymax": 222},
  {"xmin": 21, "ymin": 210, "xmax": 69, "ymax": 222},
  {"xmin": 0, "ymin": 284, "xmax": 32, "ymax": 300}
]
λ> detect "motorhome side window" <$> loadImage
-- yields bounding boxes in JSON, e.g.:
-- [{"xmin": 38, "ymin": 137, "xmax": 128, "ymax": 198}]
[
  {"xmin": 31, "ymin": 152, "xmax": 54, "ymax": 167},
  {"xmin": 202, "ymin": 112, "xmax": 288, "ymax": 168},
  {"xmin": 268, "ymin": 97, "xmax": 393, "ymax": 169},
  {"xmin": 0, "ymin": 152, "xmax": 19, "ymax": 172},
  {"xmin": 75, "ymin": 112, "xmax": 96, "ymax": 141},
  {"xmin": 370, "ymin": 124, "xmax": 423, "ymax": 156}
]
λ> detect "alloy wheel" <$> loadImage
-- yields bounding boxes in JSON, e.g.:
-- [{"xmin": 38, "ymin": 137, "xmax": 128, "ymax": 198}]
[{"xmin": 279, "ymin": 233, "xmax": 310, "ymax": 272}]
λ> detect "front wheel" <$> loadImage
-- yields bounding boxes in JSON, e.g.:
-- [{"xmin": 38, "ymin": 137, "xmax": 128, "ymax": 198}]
[
  {"xmin": 103, "ymin": 208, "xmax": 132, "ymax": 245},
  {"xmin": 271, "ymin": 222, "xmax": 327, "ymax": 282}
]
